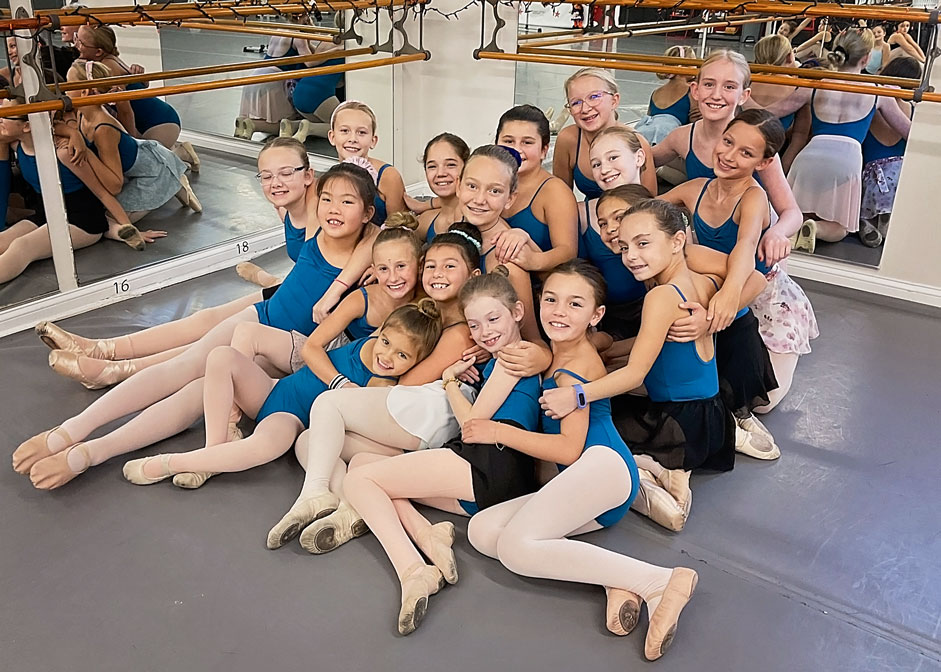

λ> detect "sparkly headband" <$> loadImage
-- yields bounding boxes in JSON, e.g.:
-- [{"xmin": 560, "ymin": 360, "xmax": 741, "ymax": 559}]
[{"xmin": 446, "ymin": 228, "xmax": 482, "ymax": 251}]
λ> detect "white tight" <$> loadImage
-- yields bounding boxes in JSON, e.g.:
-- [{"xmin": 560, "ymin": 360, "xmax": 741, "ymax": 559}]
[
  {"xmin": 467, "ymin": 446, "xmax": 672, "ymax": 604},
  {"xmin": 54, "ymin": 307, "xmax": 261, "ymax": 451},
  {"xmin": 754, "ymin": 351, "xmax": 798, "ymax": 414},
  {"xmin": 0, "ymin": 220, "xmax": 100, "ymax": 284},
  {"xmin": 344, "ymin": 449, "xmax": 473, "ymax": 579}
]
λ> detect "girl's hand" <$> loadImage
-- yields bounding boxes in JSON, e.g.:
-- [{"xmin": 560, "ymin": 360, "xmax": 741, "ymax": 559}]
[
  {"xmin": 539, "ymin": 386, "xmax": 577, "ymax": 420},
  {"xmin": 442, "ymin": 356, "xmax": 475, "ymax": 383},
  {"xmin": 404, "ymin": 193, "xmax": 432, "ymax": 214},
  {"xmin": 757, "ymin": 227, "xmax": 791, "ymax": 268},
  {"xmin": 311, "ymin": 295, "xmax": 336, "ymax": 325},
  {"xmin": 462, "ymin": 418, "xmax": 501, "ymax": 445},
  {"xmin": 462, "ymin": 343, "xmax": 491, "ymax": 365},
  {"xmin": 496, "ymin": 341, "xmax": 544, "ymax": 377},
  {"xmin": 138, "ymin": 229, "xmax": 168, "ymax": 244},
  {"xmin": 341, "ymin": 381, "xmax": 360, "ymax": 389},
  {"xmin": 667, "ymin": 301, "xmax": 708, "ymax": 342},
  {"xmin": 707, "ymin": 289, "xmax": 740, "ymax": 334},
  {"xmin": 359, "ymin": 266, "xmax": 377, "ymax": 286},
  {"xmin": 493, "ymin": 228, "xmax": 532, "ymax": 264},
  {"xmin": 129, "ymin": 63, "xmax": 145, "ymax": 75}
]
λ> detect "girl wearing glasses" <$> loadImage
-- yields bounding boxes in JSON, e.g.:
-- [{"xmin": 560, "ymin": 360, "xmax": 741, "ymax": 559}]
[
  {"xmin": 17, "ymin": 159, "xmax": 379, "ymax": 489},
  {"xmin": 552, "ymin": 67, "xmax": 657, "ymax": 200}
]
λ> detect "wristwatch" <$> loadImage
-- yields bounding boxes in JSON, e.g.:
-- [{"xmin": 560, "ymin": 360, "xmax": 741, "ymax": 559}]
[{"xmin": 573, "ymin": 383, "xmax": 588, "ymax": 410}]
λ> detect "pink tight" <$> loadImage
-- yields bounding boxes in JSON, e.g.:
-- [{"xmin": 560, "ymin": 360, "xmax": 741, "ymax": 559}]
[{"xmin": 467, "ymin": 446, "xmax": 673, "ymax": 607}]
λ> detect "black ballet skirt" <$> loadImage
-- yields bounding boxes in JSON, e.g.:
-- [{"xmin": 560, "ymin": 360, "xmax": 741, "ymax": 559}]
[
  {"xmin": 445, "ymin": 419, "xmax": 538, "ymax": 511},
  {"xmin": 599, "ymin": 298, "xmax": 645, "ymax": 341},
  {"xmin": 611, "ymin": 392, "xmax": 735, "ymax": 472},
  {"xmin": 714, "ymin": 309, "xmax": 778, "ymax": 413}
]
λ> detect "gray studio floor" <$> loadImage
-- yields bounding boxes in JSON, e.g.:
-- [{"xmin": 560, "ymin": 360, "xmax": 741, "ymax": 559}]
[{"xmin": 3, "ymin": 258, "xmax": 941, "ymax": 671}]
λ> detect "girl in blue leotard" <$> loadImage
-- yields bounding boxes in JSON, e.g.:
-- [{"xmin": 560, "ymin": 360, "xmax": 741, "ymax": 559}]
[
  {"xmin": 343, "ymin": 267, "xmax": 542, "ymax": 635},
  {"xmin": 22, "ymin": 158, "xmax": 379, "ymax": 490},
  {"xmin": 65, "ymin": 60, "xmax": 200, "ymax": 248},
  {"xmin": 328, "ymin": 101, "xmax": 406, "ymax": 226},
  {"xmin": 635, "ymin": 46, "xmax": 695, "ymax": 146},
  {"xmin": 122, "ymin": 300, "xmax": 442, "ymax": 486},
  {"xmin": 413, "ymin": 133, "xmax": 469, "ymax": 243},
  {"xmin": 493, "ymin": 105, "xmax": 578, "ymax": 272},
  {"xmin": 467, "ymin": 260, "xmax": 697, "ymax": 662},
  {"xmin": 552, "ymin": 68, "xmax": 658, "ymax": 200}
]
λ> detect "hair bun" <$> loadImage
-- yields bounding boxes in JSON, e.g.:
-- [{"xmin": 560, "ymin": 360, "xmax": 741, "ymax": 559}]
[
  {"xmin": 497, "ymin": 145, "xmax": 524, "ymax": 168},
  {"xmin": 382, "ymin": 211, "xmax": 419, "ymax": 231},
  {"xmin": 491, "ymin": 264, "xmax": 511, "ymax": 279},
  {"xmin": 415, "ymin": 297, "xmax": 441, "ymax": 321}
]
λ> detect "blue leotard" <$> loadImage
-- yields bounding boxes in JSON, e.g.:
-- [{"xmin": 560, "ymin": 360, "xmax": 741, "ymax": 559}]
[
  {"xmin": 684, "ymin": 123, "xmax": 715, "ymax": 180},
  {"xmin": 779, "ymin": 112, "xmax": 795, "ymax": 133},
  {"xmin": 458, "ymin": 358, "xmax": 542, "ymax": 514},
  {"xmin": 862, "ymin": 105, "xmax": 911, "ymax": 164},
  {"xmin": 125, "ymin": 82, "xmax": 181, "ymax": 132},
  {"xmin": 692, "ymin": 179, "xmax": 771, "ymax": 276},
  {"xmin": 372, "ymin": 164, "xmax": 391, "ymax": 226},
  {"xmin": 479, "ymin": 244, "xmax": 495, "ymax": 274},
  {"xmin": 256, "ymin": 336, "xmax": 395, "ymax": 426},
  {"xmin": 541, "ymin": 369, "xmax": 639, "ymax": 528},
  {"xmin": 425, "ymin": 212, "xmax": 440, "ymax": 245},
  {"xmin": 645, "ymin": 285, "xmax": 720, "ymax": 402},
  {"xmin": 572, "ymin": 128, "xmax": 603, "ymax": 200},
  {"xmin": 292, "ymin": 58, "xmax": 344, "ymax": 115},
  {"xmin": 579, "ymin": 201, "xmax": 645, "ymax": 304},
  {"xmin": 506, "ymin": 177, "xmax": 554, "ymax": 252},
  {"xmin": 648, "ymin": 91, "xmax": 691, "ymax": 125},
  {"xmin": 254, "ymin": 228, "xmax": 346, "ymax": 335},
  {"xmin": 264, "ymin": 42, "xmax": 302, "ymax": 71},
  {"xmin": 809, "ymin": 90, "xmax": 877, "ymax": 144},
  {"xmin": 0, "ymin": 158, "xmax": 10, "ymax": 231},
  {"xmin": 283, "ymin": 212, "xmax": 306, "ymax": 262},
  {"xmin": 16, "ymin": 144, "xmax": 85, "ymax": 194},
  {"xmin": 86, "ymin": 121, "xmax": 139, "ymax": 173},
  {"xmin": 345, "ymin": 287, "xmax": 378, "ymax": 340}
]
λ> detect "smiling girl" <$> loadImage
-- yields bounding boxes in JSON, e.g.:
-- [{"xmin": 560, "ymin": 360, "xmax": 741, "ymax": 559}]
[
  {"xmin": 415, "ymin": 133, "xmax": 470, "ymax": 243},
  {"xmin": 343, "ymin": 267, "xmax": 542, "ymax": 635}
]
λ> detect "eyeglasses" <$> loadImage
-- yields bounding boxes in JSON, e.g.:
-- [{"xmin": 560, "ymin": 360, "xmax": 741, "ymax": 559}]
[
  {"xmin": 255, "ymin": 166, "xmax": 307, "ymax": 183},
  {"xmin": 564, "ymin": 91, "xmax": 613, "ymax": 112}
]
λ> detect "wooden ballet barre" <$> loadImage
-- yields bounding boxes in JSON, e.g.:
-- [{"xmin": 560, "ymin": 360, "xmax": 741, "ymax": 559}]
[
  {"xmin": 0, "ymin": 53, "xmax": 427, "ymax": 117},
  {"xmin": 518, "ymin": 29, "xmax": 584, "ymax": 41},
  {"xmin": 168, "ymin": 20, "xmax": 338, "ymax": 41},
  {"xmin": 518, "ymin": 0, "xmax": 938, "ymax": 24},
  {"xmin": 521, "ymin": 46, "xmax": 924, "ymax": 88},
  {"xmin": 0, "ymin": 46, "xmax": 375, "ymax": 99},
  {"xmin": 523, "ymin": 14, "xmax": 789, "ymax": 47},
  {"xmin": 188, "ymin": 19, "xmax": 341, "ymax": 35},
  {"xmin": 3, "ymin": 0, "xmax": 420, "ymax": 31},
  {"xmin": 476, "ymin": 50, "xmax": 941, "ymax": 102}
]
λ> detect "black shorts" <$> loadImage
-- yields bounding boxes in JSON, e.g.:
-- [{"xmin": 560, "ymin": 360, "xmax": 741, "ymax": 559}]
[
  {"xmin": 261, "ymin": 283, "xmax": 282, "ymax": 300},
  {"xmin": 31, "ymin": 186, "xmax": 108, "ymax": 235}
]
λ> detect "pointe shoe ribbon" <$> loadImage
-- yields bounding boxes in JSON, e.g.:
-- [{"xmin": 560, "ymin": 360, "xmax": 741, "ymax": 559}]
[
  {"xmin": 644, "ymin": 567, "xmax": 698, "ymax": 661},
  {"xmin": 415, "ymin": 521, "xmax": 458, "ymax": 585},
  {"xmin": 13, "ymin": 425, "xmax": 74, "ymax": 475},
  {"xmin": 123, "ymin": 454, "xmax": 174, "ymax": 485},
  {"xmin": 35, "ymin": 321, "xmax": 115, "ymax": 359},
  {"xmin": 398, "ymin": 563, "xmax": 445, "ymax": 635},
  {"xmin": 49, "ymin": 350, "xmax": 135, "ymax": 390}
]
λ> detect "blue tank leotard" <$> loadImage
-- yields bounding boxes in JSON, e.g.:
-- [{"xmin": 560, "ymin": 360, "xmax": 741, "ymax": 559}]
[
  {"xmin": 292, "ymin": 58, "xmax": 344, "ymax": 115},
  {"xmin": 506, "ymin": 177, "xmax": 554, "ymax": 252},
  {"xmin": 125, "ymin": 82, "xmax": 181, "ymax": 132},
  {"xmin": 345, "ymin": 287, "xmax": 378, "ymax": 340},
  {"xmin": 541, "ymin": 369, "xmax": 639, "ymax": 528},
  {"xmin": 645, "ymin": 285, "xmax": 720, "ymax": 402},
  {"xmin": 86, "ymin": 121, "xmax": 139, "ymax": 173},
  {"xmin": 0, "ymin": 158, "xmax": 10, "ymax": 230},
  {"xmin": 458, "ymin": 358, "xmax": 542, "ymax": 514},
  {"xmin": 572, "ymin": 128, "xmax": 603, "ymax": 200},
  {"xmin": 265, "ymin": 41, "xmax": 302, "ymax": 71},
  {"xmin": 372, "ymin": 164, "xmax": 391, "ymax": 226},
  {"xmin": 425, "ymin": 212, "xmax": 441, "ymax": 245},
  {"xmin": 862, "ymin": 105, "xmax": 911, "ymax": 164},
  {"xmin": 479, "ymin": 244, "xmax": 496, "ymax": 274},
  {"xmin": 256, "ymin": 336, "xmax": 395, "ymax": 426},
  {"xmin": 648, "ymin": 91, "xmax": 691, "ymax": 125},
  {"xmin": 864, "ymin": 47, "xmax": 883, "ymax": 75},
  {"xmin": 254, "ymin": 228, "xmax": 346, "ymax": 335},
  {"xmin": 579, "ymin": 201, "xmax": 645, "ymax": 304},
  {"xmin": 17, "ymin": 145, "xmax": 85, "ymax": 194},
  {"xmin": 283, "ymin": 212, "xmax": 306, "ymax": 262},
  {"xmin": 692, "ymin": 179, "xmax": 771, "ymax": 283},
  {"xmin": 809, "ymin": 90, "xmax": 877, "ymax": 144},
  {"xmin": 778, "ymin": 112, "xmax": 795, "ymax": 133},
  {"xmin": 684, "ymin": 123, "xmax": 715, "ymax": 180}
]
